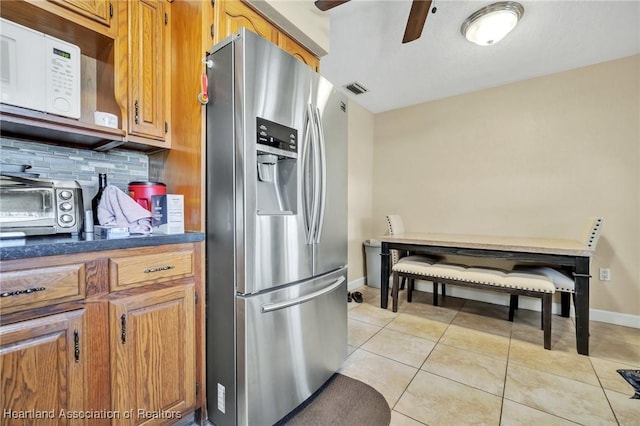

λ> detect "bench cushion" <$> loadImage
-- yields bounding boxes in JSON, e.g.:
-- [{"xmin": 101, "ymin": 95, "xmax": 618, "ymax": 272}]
[
  {"xmin": 393, "ymin": 262, "xmax": 555, "ymax": 293},
  {"xmin": 394, "ymin": 256, "xmax": 439, "ymax": 268},
  {"xmin": 514, "ymin": 265, "xmax": 575, "ymax": 292}
]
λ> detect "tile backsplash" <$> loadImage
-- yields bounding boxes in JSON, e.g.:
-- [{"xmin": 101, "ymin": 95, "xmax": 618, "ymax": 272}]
[{"xmin": 1, "ymin": 138, "xmax": 148, "ymax": 207}]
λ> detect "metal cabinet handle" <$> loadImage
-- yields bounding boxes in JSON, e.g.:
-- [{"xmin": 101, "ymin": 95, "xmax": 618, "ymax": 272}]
[
  {"xmin": 74, "ymin": 330, "xmax": 80, "ymax": 363},
  {"xmin": 144, "ymin": 265, "xmax": 175, "ymax": 273},
  {"xmin": 121, "ymin": 314, "xmax": 127, "ymax": 344},
  {"xmin": 0, "ymin": 287, "xmax": 46, "ymax": 297},
  {"xmin": 134, "ymin": 100, "xmax": 140, "ymax": 124}
]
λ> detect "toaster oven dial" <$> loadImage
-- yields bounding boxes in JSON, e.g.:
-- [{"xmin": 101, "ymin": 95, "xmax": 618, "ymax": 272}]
[
  {"xmin": 59, "ymin": 190, "xmax": 73, "ymax": 200},
  {"xmin": 60, "ymin": 202, "xmax": 73, "ymax": 211},
  {"xmin": 60, "ymin": 214, "xmax": 74, "ymax": 224}
]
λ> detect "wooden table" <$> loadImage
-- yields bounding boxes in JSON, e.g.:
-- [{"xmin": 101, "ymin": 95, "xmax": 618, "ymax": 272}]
[{"xmin": 379, "ymin": 233, "xmax": 595, "ymax": 355}]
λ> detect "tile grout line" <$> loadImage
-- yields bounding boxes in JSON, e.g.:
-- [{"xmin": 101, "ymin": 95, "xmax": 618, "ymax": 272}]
[
  {"xmin": 498, "ymin": 319, "xmax": 513, "ymax": 425},
  {"xmin": 588, "ymin": 356, "xmax": 623, "ymax": 425},
  {"xmin": 503, "ymin": 318, "xmax": 618, "ymax": 425},
  {"xmin": 351, "ymin": 288, "xmax": 637, "ymax": 424},
  {"xmin": 384, "ymin": 301, "xmax": 445, "ymax": 426}
]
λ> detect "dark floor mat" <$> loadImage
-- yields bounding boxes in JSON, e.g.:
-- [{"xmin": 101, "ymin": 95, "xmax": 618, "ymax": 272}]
[{"xmin": 274, "ymin": 373, "xmax": 391, "ymax": 426}]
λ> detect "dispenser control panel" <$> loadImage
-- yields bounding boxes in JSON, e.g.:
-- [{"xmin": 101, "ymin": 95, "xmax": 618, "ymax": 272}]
[{"xmin": 256, "ymin": 117, "xmax": 297, "ymax": 156}]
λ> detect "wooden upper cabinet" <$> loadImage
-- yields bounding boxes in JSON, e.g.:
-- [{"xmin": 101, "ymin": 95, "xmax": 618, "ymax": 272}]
[
  {"xmin": 277, "ymin": 32, "xmax": 320, "ymax": 72},
  {"xmin": 215, "ymin": 0, "xmax": 319, "ymax": 71},
  {"xmin": 1, "ymin": 310, "xmax": 86, "ymax": 425},
  {"xmin": 109, "ymin": 284, "xmax": 196, "ymax": 425},
  {"xmin": 215, "ymin": 0, "xmax": 278, "ymax": 44},
  {"xmin": 126, "ymin": 0, "xmax": 169, "ymax": 143},
  {"xmin": 48, "ymin": 0, "xmax": 112, "ymax": 27}
]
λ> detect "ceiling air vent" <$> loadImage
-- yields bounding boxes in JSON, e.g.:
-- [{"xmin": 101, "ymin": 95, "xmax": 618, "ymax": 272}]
[{"xmin": 344, "ymin": 82, "xmax": 368, "ymax": 95}]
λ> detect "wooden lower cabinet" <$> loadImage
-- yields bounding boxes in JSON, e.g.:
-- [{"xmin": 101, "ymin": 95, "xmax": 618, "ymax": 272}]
[
  {"xmin": 110, "ymin": 284, "xmax": 196, "ymax": 426},
  {"xmin": 0, "ymin": 309, "xmax": 87, "ymax": 426},
  {"xmin": 0, "ymin": 242, "xmax": 204, "ymax": 425}
]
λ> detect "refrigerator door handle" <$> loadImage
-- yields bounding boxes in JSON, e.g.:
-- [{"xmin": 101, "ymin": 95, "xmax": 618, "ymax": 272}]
[
  {"xmin": 308, "ymin": 103, "xmax": 322, "ymax": 244},
  {"xmin": 302, "ymin": 104, "xmax": 315, "ymax": 244},
  {"xmin": 313, "ymin": 107, "xmax": 327, "ymax": 244},
  {"xmin": 260, "ymin": 276, "xmax": 345, "ymax": 313}
]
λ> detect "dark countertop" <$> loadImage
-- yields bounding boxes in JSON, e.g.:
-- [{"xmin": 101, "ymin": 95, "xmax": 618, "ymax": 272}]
[{"xmin": 0, "ymin": 232, "xmax": 205, "ymax": 261}]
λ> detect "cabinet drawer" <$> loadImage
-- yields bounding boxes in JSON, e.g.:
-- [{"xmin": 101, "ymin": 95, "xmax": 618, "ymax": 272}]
[
  {"xmin": 109, "ymin": 249, "xmax": 195, "ymax": 291},
  {"xmin": 0, "ymin": 263, "xmax": 86, "ymax": 314}
]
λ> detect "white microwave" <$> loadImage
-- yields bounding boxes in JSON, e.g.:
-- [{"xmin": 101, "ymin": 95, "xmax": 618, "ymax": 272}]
[{"xmin": 0, "ymin": 18, "xmax": 81, "ymax": 119}]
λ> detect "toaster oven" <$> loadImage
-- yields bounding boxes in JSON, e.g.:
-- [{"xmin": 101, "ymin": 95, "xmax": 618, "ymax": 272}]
[{"xmin": 0, "ymin": 175, "xmax": 84, "ymax": 237}]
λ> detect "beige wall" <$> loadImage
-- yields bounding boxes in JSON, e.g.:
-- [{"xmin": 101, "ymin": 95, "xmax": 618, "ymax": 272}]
[
  {"xmin": 369, "ymin": 55, "xmax": 639, "ymax": 318},
  {"xmin": 347, "ymin": 100, "xmax": 375, "ymax": 285}
]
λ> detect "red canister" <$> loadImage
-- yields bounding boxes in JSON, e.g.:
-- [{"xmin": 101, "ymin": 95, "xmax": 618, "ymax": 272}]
[{"xmin": 128, "ymin": 181, "xmax": 167, "ymax": 210}]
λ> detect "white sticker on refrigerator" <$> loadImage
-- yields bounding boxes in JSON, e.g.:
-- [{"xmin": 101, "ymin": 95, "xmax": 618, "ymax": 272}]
[{"xmin": 217, "ymin": 383, "xmax": 226, "ymax": 413}]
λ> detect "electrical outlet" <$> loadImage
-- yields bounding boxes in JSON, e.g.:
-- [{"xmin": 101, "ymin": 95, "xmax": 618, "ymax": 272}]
[{"xmin": 599, "ymin": 268, "xmax": 611, "ymax": 281}]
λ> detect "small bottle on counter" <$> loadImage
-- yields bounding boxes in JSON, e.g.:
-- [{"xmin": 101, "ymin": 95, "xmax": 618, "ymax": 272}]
[
  {"xmin": 92, "ymin": 173, "xmax": 107, "ymax": 225},
  {"xmin": 84, "ymin": 210, "xmax": 94, "ymax": 240}
]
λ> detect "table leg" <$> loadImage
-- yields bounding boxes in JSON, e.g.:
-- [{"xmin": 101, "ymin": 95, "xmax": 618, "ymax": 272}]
[
  {"xmin": 560, "ymin": 292, "xmax": 571, "ymax": 317},
  {"xmin": 380, "ymin": 242, "xmax": 390, "ymax": 309},
  {"xmin": 574, "ymin": 256, "xmax": 590, "ymax": 355}
]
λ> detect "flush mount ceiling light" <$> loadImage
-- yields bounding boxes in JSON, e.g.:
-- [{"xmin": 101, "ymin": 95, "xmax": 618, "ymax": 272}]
[{"xmin": 461, "ymin": 1, "xmax": 525, "ymax": 46}]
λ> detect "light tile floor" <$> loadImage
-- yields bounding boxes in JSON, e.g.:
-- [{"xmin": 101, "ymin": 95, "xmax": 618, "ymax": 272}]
[{"xmin": 339, "ymin": 285, "xmax": 640, "ymax": 426}]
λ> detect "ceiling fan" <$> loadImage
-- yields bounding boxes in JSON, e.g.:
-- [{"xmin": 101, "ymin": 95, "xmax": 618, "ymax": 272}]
[{"xmin": 314, "ymin": 0, "xmax": 436, "ymax": 43}]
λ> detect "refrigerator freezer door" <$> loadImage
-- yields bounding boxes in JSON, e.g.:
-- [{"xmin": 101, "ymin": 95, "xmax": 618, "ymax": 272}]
[{"xmin": 236, "ymin": 268, "xmax": 347, "ymax": 426}]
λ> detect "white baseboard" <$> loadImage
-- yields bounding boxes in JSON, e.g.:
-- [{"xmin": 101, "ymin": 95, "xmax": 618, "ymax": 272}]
[
  {"xmin": 351, "ymin": 278, "xmax": 640, "ymax": 329},
  {"xmin": 414, "ymin": 281, "xmax": 640, "ymax": 329},
  {"xmin": 348, "ymin": 277, "xmax": 366, "ymax": 291},
  {"xmin": 590, "ymin": 309, "xmax": 640, "ymax": 329}
]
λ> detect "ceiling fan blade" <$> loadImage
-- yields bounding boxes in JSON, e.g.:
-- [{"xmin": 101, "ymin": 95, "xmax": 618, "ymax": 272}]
[
  {"xmin": 314, "ymin": 0, "xmax": 350, "ymax": 12},
  {"xmin": 402, "ymin": 0, "xmax": 432, "ymax": 43}
]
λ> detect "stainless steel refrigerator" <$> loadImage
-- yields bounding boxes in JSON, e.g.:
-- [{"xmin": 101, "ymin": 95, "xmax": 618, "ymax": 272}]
[{"xmin": 205, "ymin": 29, "xmax": 348, "ymax": 426}]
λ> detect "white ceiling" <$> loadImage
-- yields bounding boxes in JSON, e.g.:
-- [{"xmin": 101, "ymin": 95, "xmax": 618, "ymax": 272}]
[{"xmin": 319, "ymin": 0, "xmax": 640, "ymax": 114}]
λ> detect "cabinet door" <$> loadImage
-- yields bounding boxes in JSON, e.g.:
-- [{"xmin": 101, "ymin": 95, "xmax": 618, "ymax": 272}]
[
  {"xmin": 215, "ymin": 0, "xmax": 278, "ymax": 44},
  {"xmin": 48, "ymin": 0, "xmax": 112, "ymax": 27},
  {"xmin": 277, "ymin": 32, "xmax": 320, "ymax": 71},
  {"xmin": 215, "ymin": 0, "xmax": 319, "ymax": 70},
  {"xmin": 128, "ymin": 0, "xmax": 167, "ymax": 141},
  {"xmin": 1, "ymin": 310, "xmax": 86, "ymax": 425},
  {"xmin": 110, "ymin": 284, "xmax": 195, "ymax": 425}
]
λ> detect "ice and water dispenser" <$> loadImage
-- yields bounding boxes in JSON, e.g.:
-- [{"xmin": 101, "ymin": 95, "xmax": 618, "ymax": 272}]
[{"xmin": 255, "ymin": 117, "xmax": 297, "ymax": 215}]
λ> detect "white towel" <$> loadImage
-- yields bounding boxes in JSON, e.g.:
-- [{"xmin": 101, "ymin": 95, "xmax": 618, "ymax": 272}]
[{"xmin": 97, "ymin": 185, "xmax": 152, "ymax": 234}]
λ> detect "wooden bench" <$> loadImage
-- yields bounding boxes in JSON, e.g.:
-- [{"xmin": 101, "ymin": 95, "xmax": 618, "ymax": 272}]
[{"xmin": 391, "ymin": 258, "xmax": 556, "ymax": 349}]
